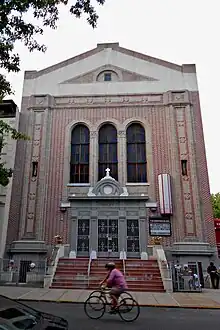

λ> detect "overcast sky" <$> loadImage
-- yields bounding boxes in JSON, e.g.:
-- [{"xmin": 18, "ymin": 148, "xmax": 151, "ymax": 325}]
[{"xmin": 6, "ymin": 0, "xmax": 219, "ymax": 193}]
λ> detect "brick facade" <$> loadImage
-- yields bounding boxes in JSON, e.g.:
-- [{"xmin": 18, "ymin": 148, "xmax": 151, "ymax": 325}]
[
  {"xmin": 6, "ymin": 43, "xmax": 216, "ymax": 259},
  {"xmin": 6, "ymin": 93, "xmax": 215, "ymax": 248}
]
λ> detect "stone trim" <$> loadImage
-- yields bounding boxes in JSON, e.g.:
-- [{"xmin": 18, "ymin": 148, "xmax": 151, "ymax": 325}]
[
  {"xmin": 121, "ymin": 117, "xmax": 153, "ymax": 189},
  {"xmin": 29, "ymin": 92, "xmax": 193, "ymax": 110},
  {"xmin": 60, "ymin": 64, "xmax": 158, "ymax": 84},
  {"xmin": 24, "ymin": 43, "xmax": 195, "ymax": 79},
  {"xmin": 24, "ymin": 47, "xmax": 101, "ymax": 79},
  {"xmin": 62, "ymin": 119, "xmax": 95, "ymax": 199},
  {"xmin": 51, "ymin": 92, "xmax": 191, "ymax": 108}
]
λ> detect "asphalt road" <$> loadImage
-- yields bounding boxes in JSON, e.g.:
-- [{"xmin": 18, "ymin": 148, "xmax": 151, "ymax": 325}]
[{"xmin": 21, "ymin": 301, "xmax": 220, "ymax": 330}]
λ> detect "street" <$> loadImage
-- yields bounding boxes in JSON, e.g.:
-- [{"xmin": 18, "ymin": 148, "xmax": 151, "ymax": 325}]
[{"xmin": 22, "ymin": 301, "xmax": 220, "ymax": 330}]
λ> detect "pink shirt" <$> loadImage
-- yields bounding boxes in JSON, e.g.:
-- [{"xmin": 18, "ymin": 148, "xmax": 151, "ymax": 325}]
[{"xmin": 107, "ymin": 269, "xmax": 128, "ymax": 289}]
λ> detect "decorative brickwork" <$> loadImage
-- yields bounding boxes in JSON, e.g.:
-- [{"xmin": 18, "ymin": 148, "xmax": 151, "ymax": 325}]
[
  {"xmin": 21, "ymin": 91, "xmax": 208, "ymax": 246},
  {"xmin": 6, "ymin": 85, "xmax": 215, "ymax": 256},
  {"xmin": 191, "ymin": 91, "xmax": 215, "ymax": 246}
]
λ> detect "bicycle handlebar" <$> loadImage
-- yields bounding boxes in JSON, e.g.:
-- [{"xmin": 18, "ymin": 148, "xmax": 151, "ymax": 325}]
[{"xmin": 99, "ymin": 285, "xmax": 111, "ymax": 292}]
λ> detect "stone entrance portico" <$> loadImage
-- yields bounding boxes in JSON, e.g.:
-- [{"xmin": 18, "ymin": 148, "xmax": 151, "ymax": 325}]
[{"xmin": 68, "ymin": 169, "xmax": 149, "ymax": 258}]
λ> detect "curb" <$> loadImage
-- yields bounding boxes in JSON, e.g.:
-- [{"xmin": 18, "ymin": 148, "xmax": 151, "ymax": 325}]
[{"xmin": 16, "ymin": 298, "xmax": 220, "ymax": 310}]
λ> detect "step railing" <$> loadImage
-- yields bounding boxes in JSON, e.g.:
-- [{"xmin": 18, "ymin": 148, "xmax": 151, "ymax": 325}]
[
  {"xmin": 87, "ymin": 250, "xmax": 97, "ymax": 287},
  {"xmin": 44, "ymin": 244, "xmax": 65, "ymax": 288},
  {"xmin": 120, "ymin": 250, "xmax": 126, "ymax": 277},
  {"xmin": 153, "ymin": 245, "xmax": 173, "ymax": 292}
]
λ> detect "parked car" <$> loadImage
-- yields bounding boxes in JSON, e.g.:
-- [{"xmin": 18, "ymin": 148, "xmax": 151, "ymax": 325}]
[{"xmin": 0, "ymin": 295, "xmax": 68, "ymax": 329}]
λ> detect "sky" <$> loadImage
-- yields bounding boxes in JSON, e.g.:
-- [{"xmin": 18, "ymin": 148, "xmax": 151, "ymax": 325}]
[{"xmin": 5, "ymin": 0, "xmax": 219, "ymax": 193}]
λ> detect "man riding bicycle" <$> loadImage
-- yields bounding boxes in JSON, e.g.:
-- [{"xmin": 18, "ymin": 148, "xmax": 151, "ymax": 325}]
[{"xmin": 100, "ymin": 262, "xmax": 128, "ymax": 313}]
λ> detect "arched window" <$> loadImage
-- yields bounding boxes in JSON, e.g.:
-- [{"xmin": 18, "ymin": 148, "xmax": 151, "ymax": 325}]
[
  {"xmin": 70, "ymin": 124, "xmax": 90, "ymax": 183},
  {"xmin": 126, "ymin": 123, "xmax": 147, "ymax": 183},
  {"xmin": 98, "ymin": 124, "xmax": 118, "ymax": 180}
]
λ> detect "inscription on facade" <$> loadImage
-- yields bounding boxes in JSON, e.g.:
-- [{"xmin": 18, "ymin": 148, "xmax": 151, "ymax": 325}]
[{"xmin": 54, "ymin": 95, "xmax": 163, "ymax": 107}]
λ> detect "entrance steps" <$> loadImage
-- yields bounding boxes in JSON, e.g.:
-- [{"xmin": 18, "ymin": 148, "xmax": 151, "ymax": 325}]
[{"xmin": 50, "ymin": 258, "xmax": 165, "ymax": 292}]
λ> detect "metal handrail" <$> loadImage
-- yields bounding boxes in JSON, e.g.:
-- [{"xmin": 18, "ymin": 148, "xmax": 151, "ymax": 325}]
[
  {"xmin": 87, "ymin": 253, "xmax": 92, "ymax": 287},
  {"xmin": 122, "ymin": 249, "xmax": 126, "ymax": 277}
]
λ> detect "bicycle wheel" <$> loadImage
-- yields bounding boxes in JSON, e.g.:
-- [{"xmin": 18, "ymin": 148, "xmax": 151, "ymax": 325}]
[
  {"xmin": 84, "ymin": 295, "xmax": 106, "ymax": 319},
  {"xmin": 118, "ymin": 297, "xmax": 140, "ymax": 322}
]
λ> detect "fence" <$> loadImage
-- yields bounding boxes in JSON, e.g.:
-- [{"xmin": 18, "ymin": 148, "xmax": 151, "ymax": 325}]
[
  {"xmin": 170, "ymin": 262, "xmax": 203, "ymax": 292},
  {"xmin": 0, "ymin": 258, "xmax": 47, "ymax": 287}
]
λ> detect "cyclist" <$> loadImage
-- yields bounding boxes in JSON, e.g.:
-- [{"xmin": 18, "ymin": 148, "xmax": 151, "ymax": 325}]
[{"xmin": 100, "ymin": 262, "xmax": 128, "ymax": 313}]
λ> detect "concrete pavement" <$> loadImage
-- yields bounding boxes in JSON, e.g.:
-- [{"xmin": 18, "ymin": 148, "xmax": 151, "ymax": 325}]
[{"xmin": 1, "ymin": 286, "xmax": 220, "ymax": 309}]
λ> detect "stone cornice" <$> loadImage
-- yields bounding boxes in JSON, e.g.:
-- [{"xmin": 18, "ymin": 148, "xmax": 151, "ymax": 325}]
[{"xmin": 27, "ymin": 91, "xmax": 193, "ymax": 110}]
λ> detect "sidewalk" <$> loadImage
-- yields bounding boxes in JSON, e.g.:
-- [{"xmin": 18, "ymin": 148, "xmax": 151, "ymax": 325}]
[{"xmin": 1, "ymin": 287, "xmax": 220, "ymax": 309}]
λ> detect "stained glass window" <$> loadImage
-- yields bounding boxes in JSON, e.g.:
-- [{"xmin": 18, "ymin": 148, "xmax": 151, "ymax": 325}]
[
  {"xmin": 126, "ymin": 123, "xmax": 147, "ymax": 182},
  {"xmin": 98, "ymin": 124, "xmax": 118, "ymax": 180},
  {"xmin": 70, "ymin": 125, "xmax": 90, "ymax": 183}
]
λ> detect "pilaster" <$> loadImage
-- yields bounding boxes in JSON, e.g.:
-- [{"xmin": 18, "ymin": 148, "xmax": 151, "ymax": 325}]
[{"xmin": 117, "ymin": 130, "xmax": 126, "ymax": 185}]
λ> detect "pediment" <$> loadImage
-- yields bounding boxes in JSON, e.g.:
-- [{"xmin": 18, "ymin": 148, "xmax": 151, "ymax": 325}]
[
  {"xmin": 88, "ymin": 173, "xmax": 128, "ymax": 197},
  {"xmin": 60, "ymin": 64, "xmax": 158, "ymax": 84},
  {"xmin": 24, "ymin": 43, "xmax": 197, "ymax": 96}
]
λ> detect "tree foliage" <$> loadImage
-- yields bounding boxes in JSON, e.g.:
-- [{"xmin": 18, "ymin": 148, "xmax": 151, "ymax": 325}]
[
  {"xmin": 0, "ymin": 0, "xmax": 105, "ymax": 95},
  {"xmin": 211, "ymin": 193, "xmax": 220, "ymax": 219},
  {"xmin": 0, "ymin": 0, "xmax": 105, "ymax": 186}
]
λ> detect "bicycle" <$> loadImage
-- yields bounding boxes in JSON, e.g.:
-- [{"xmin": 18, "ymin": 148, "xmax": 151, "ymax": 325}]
[
  {"xmin": 84, "ymin": 289, "xmax": 140, "ymax": 322},
  {"xmin": 89, "ymin": 285, "xmax": 133, "ymax": 304}
]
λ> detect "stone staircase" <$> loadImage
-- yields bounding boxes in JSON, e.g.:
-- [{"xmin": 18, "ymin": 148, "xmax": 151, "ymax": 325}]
[
  {"xmin": 51, "ymin": 258, "xmax": 89, "ymax": 289},
  {"xmin": 50, "ymin": 257, "xmax": 165, "ymax": 292},
  {"xmin": 124, "ymin": 259, "xmax": 165, "ymax": 292}
]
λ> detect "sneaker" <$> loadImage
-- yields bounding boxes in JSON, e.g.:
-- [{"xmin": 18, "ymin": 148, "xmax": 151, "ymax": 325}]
[{"xmin": 109, "ymin": 307, "xmax": 117, "ymax": 315}]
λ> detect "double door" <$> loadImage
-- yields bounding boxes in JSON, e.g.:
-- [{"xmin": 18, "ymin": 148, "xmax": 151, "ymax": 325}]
[
  {"xmin": 98, "ymin": 218, "xmax": 119, "ymax": 257},
  {"xmin": 76, "ymin": 217, "xmax": 141, "ymax": 258}
]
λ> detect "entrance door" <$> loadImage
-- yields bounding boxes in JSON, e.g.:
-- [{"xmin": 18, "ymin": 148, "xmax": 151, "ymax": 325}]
[
  {"xmin": 77, "ymin": 219, "xmax": 90, "ymax": 256},
  {"xmin": 19, "ymin": 260, "xmax": 31, "ymax": 283},
  {"xmin": 98, "ymin": 218, "xmax": 119, "ymax": 257},
  {"xmin": 126, "ymin": 219, "xmax": 140, "ymax": 258}
]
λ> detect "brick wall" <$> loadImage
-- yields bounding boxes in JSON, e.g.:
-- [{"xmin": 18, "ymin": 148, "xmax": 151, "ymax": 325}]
[
  {"xmin": 7, "ymin": 92, "xmax": 215, "ymax": 250},
  {"xmin": 191, "ymin": 91, "xmax": 215, "ymax": 246},
  {"xmin": 43, "ymin": 98, "xmax": 212, "ymax": 245}
]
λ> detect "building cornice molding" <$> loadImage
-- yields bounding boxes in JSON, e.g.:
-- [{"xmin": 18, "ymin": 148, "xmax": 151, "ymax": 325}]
[{"xmin": 27, "ymin": 91, "xmax": 193, "ymax": 110}]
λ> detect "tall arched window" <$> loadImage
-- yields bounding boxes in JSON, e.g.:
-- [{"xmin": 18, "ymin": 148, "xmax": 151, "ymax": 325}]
[
  {"xmin": 70, "ymin": 124, "xmax": 90, "ymax": 183},
  {"xmin": 126, "ymin": 123, "xmax": 147, "ymax": 183},
  {"xmin": 98, "ymin": 124, "xmax": 118, "ymax": 180}
]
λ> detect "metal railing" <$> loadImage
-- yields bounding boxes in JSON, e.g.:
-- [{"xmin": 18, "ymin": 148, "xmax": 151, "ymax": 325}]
[
  {"xmin": 87, "ymin": 250, "xmax": 97, "ymax": 287},
  {"xmin": 120, "ymin": 250, "xmax": 126, "ymax": 277},
  {"xmin": 170, "ymin": 262, "xmax": 203, "ymax": 292},
  {"xmin": 0, "ymin": 258, "xmax": 47, "ymax": 287},
  {"xmin": 87, "ymin": 254, "xmax": 92, "ymax": 287},
  {"xmin": 46, "ymin": 245, "xmax": 59, "ymax": 273}
]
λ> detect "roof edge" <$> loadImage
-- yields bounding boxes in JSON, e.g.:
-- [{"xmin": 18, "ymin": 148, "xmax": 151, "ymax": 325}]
[
  {"xmin": 24, "ymin": 42, "xmax": 197, "ymax": 79},
  {"xmin": 24, "ymin": 46, "xmax": 101, "ymax": 79}
]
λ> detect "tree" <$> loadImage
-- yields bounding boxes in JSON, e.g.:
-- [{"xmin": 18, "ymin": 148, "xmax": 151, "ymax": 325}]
[
  {"xmin": 0, "ymin": 0, "xmax": 105, "ymax": 97},
  {"xmin": 211, "ymin": 193, "xmax": 220, "ymax": 219},
  {"xmin": 0, "ymin": 0, "xmax": 105, "ymax": 186}
]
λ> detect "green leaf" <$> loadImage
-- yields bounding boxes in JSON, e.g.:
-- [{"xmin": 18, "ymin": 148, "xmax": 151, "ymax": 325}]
[
  {"xmin": 211, "ymin": 193, "xmax": 220, "ymax": 218},
  {"xmin": 0, "ymin": 0, "xmax": 105, "ymax": 186}
]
